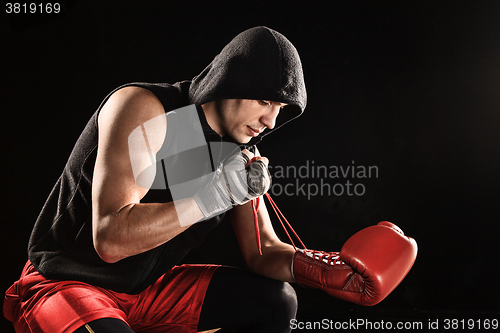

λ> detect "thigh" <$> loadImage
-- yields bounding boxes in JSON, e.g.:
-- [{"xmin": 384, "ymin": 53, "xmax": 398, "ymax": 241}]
[
  {"xmin": 23, "ymin": 284, "xmax": 130, "ymax": 333},
  {"xmin": 198, "ymin": 266, "xmax": 297, "ymax": 333},
  {"xmin": 5, "ymin": 263, "xmax": 130, "ymax": 333},
  {"xmin": 127, "ymin": 264, "xmax": 219, "ymax": 333},
  {"xmin": 73, "ymin": 318, "xmax": 135, "ymax": 333}
]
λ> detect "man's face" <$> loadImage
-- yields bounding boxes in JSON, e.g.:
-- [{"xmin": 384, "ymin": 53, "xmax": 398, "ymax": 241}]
[{"xmin": 216, "ymin": 99, "xmax": 287, "ymax": 144}]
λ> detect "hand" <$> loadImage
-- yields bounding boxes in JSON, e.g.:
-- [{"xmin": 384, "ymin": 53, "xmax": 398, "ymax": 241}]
[
  {"xmin": 193, "ymin": 149, "xmax": 272, "ymax": 220},
  {"xmin": 241, "ymin": 148, "xmax": 269, "ymax": 166},
  {"xmin": 241, "ymin": 149, "xmax": 270, "ymax": 198}
]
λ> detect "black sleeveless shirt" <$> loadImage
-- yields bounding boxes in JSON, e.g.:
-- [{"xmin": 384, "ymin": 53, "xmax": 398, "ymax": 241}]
[
  {"xmin": 28, "ymin": 27, "xmax": 308, "ymax": 294},
  {"xmin": 28, "ymin": 82, "xmax": 227, "ymax": 294}
]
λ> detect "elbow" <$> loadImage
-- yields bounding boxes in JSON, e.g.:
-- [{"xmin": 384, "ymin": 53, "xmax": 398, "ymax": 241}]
[
  {"xmin": 93, "ymin": 219, "xmax": 124, "ymax": 264},
  {"xmin": 243, "ymin": 246, "xmax": 268, "ymax": 274},
  {"xmin": 94, "ymin": 239, "xmax": 120, "ymax": 264}
]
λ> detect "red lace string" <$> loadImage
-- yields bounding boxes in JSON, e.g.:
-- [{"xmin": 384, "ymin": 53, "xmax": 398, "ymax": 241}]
[
  {"xmin": 251, "ymin": 198, "xmax": 262, "ymax": 255},
  {"xmin": 247, "ymin": 154, "xmax": 306, "ymax": 255},
  {"xmin": 265, "ymin": 193, "xmax": 307, "ymax": 249},
  {"xmin": 251, "ymin": 193, "xmax": 307, "ymax": 255}
]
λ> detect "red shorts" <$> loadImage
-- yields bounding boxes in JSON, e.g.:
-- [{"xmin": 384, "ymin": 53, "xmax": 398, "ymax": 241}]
[{"xmin": 3, "ymin": 261, "xmax": 220, "ymax": 333}]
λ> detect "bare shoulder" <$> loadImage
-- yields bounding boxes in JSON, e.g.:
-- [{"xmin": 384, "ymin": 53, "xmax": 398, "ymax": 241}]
[
  {"xmin": 94, "ymin": 85, "xmax": 167, "ymax": 186},
  {"xmin": 98, "ymin": 86, "xmax": 165, "ymax": 136},
  {"xmin": 92, "ymin": 86, "xmax": 167, "ymax": 217}
]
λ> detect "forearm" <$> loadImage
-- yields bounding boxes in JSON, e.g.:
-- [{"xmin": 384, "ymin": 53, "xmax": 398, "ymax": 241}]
[
  {"xmin": 231, "ymin": 200, "xmax": 296, "ymax": 283},
  {"xmin": 248, "ymin": 241, "xmax": 296, "ymax": 283},
  {"xmin": 94, "ymin": 197, "xmax": 203, "ymax": 263}
]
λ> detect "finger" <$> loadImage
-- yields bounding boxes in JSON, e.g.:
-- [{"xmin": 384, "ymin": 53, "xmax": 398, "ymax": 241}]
[
  {"xmin": 241, "ymin": 149, "xmax": 255, "ymax": 159},
  {"xmin": 241, "ymin": 149, "xmax": 254, "ymax": 166},
  {"xmin": 252, "ymin": 156, "xmax": 269, "ymax": 167}
]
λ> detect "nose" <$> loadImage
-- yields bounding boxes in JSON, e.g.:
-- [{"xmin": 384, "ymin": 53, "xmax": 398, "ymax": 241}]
[{"xmin": 260, "ymin": 105, "xmax": 281, "ymax": 130}]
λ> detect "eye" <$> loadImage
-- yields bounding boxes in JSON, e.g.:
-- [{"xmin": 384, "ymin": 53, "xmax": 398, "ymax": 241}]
[{"xmin": 258, "ymin": 100, "xmax": 271, "ymax": 106}]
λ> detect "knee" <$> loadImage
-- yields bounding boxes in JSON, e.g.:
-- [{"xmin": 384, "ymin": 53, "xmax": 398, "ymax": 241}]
[
  {"xmin": 267, "ymin": 281, "xmax": 298, "ymax": 326},
  {"xmin": 278, "ymin": 282, "xmax": 298, "ymax": 315}
]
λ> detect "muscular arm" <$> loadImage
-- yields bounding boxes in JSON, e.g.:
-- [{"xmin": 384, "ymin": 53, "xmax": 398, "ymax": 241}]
[
  {"xmin": 231, "ymin": 149, "xmax": 296, "ymax": 282},
  {"xmin": 92, "ymin": 86, "xmax": 204, "ymax": 263}
]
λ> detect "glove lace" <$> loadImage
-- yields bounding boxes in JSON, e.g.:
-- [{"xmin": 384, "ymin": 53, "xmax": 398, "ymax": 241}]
[
  {"xmin": 251, "ymin": 192, "xmax": 309, "ymax": 255},
  {"xmin": 299, "ymin": 249, "xmax": 345, "ymax": 266},
  {"xmin": 252, "ymin": 193, "xmax": 346, "ymax": 267}
]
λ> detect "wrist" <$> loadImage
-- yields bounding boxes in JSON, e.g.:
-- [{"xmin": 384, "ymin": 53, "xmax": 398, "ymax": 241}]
[
  {"xmin": 193, "ymin": 183, "xmax": 233, "ymax": 220},
  {"xmin": 172, "ymin": 197, "xmax": 208, "ymax": 227}
]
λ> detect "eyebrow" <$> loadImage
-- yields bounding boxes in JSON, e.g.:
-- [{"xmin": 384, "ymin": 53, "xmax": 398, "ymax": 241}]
[{"xmin": 267, "ymin": 101, "xmax": 288, "ymax": 107}]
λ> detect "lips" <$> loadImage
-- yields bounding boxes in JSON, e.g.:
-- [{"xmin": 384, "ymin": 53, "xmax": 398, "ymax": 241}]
[{"xmin": 247, "ymin": 126, "xmax": 262, "ymax": 137}]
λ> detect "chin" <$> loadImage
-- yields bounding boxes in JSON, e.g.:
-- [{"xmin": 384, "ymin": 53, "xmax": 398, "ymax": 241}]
[
  {"xmin": 237, "ymin": 137, "xmax": 252, "ymax": 144},
  {"xmin": 231, "ymin": 133, "xmax": 252, "ymax": 144},
  {"xmin": 229, "ymin": 129, "xmax": 253, "ymax": 144}
]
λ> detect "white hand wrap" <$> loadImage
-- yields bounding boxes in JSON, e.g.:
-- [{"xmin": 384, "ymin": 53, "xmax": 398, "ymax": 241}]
[{"xmin": 193, "ymin": 153, "xmax": 271, "ymax": 219}]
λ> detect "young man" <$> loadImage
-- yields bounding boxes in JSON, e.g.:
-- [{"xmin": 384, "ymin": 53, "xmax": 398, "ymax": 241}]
[
  {"xmin": 4, "ymin": 26, "xmax": 306, "ymax": 333},
  {"xmin": 4, "ymin": 26, "xmax": 417, "ymax": 333}
]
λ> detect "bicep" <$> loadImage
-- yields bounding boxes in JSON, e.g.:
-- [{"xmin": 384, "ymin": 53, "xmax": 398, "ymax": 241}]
[{"xmin": 92, "ymin": 87, "xmax": 167, "ymax": 220}]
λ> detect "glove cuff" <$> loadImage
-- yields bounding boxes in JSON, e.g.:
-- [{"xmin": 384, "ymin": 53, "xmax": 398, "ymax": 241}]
[
  {"xmin": 292, "ymin": 249, "xmax": 364, "ymax": 299},
  {"xmin": 193, "ymin": 182, "xmax": 233, "ymax": 220}
]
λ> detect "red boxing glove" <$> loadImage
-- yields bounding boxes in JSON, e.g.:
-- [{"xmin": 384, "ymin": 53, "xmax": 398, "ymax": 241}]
[{"xmin": 292, "ymin": 221, "xmax": 417, "ymax": 306}]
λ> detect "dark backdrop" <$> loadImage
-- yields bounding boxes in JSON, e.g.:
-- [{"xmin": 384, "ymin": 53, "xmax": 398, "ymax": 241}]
[{"xmin": 2, "ymin": 1, "xmax": 499, "ymax": 331}]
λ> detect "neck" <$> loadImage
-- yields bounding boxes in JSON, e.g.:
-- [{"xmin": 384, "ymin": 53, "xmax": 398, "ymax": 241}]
[{"xmin": 201, "ymin": 101, "xmax": 225, "ymax": 137}]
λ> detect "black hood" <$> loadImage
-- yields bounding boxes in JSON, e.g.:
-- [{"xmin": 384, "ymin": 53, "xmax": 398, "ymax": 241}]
[{"xmin": 189, "ymin": 26, "xmax": 307, "ymax": 145}]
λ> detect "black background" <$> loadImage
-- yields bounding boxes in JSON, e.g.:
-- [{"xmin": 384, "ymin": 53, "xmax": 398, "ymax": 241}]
[{"xmin": 2, "ymin": 1, "xmax": 500, "ymax": 331}]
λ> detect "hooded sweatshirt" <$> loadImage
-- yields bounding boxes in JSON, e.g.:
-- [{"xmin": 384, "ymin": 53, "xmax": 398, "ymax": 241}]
[{"xmin": 28, "ymin": 26, "xmax": 307, "ymax": 294}]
